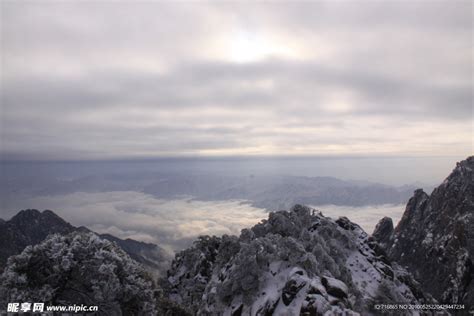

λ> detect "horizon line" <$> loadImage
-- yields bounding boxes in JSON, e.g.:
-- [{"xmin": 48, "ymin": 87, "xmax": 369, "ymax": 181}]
[{"xmin": 0, "ymin": 153, "xmax": 468, "ymax": 164}]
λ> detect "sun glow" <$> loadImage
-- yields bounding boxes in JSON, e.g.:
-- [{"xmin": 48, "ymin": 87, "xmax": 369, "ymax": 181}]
[
  {"xmin": 226, "ymin": 30, "xmax": 302, "ymax": 63},
  {"xmin": 228, "ymin": 31, "xmax": 272, "ymax": 63}
]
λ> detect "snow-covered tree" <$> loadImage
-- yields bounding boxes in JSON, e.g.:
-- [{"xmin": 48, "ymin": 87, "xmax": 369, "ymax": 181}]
[
  {"xmin": 167, "ymin": 205, "xmax": 433, "ymax": 315},
  {"xmin": 0, "ymin": 232, "xmax": 157, "ymax": 315}
]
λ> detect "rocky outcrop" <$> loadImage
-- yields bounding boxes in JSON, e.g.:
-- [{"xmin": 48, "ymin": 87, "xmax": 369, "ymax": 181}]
[
  {"xmin": 167, "ymin": 205, "xmax": 432, "ymax": 315},
  {"xmin": 374, "ymin": 156, "xmax": 474, "ymax": 308},
  {"xmin": 372, "ymin": 217, "xmax": 393, "ymax": 248}
]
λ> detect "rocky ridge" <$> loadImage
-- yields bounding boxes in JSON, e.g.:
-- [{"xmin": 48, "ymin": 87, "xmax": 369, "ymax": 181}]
[
  {"xmin": 167, "ymin": 205, "xmax": 433, "ymax": 315},
  {"xmin": 374, "ymin": 156, "xmax": 474, "ymax": 309}
]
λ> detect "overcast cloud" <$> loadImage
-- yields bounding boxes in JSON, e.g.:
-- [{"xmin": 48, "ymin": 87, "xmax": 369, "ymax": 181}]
[{"xmin": 1, "ymin": 1, "xmax": 472, "ymax": 159}]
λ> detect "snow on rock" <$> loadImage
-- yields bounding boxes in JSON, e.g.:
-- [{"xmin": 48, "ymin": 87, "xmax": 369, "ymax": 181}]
[
  {"xmin": 373, "ymin": 156, "xmax": 474, "ymax": 309},
  {"xmin": 167, "ymin": 205, "xmax": 433, "ymax": 315}
]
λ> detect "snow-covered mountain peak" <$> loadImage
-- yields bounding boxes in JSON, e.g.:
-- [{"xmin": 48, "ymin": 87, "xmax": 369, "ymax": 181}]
[{"xmin": 167, "ymin": 205, "xmax": 431, "ymax": 315}]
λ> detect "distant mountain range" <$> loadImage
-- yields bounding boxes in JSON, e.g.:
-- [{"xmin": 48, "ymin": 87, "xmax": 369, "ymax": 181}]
[
  {"xmin": 143, "ymin": 174, "xmax": 424, "ymax": 209},
  {"xmin": 0, "ymin": 209, "xmax": 170, "ymax": 275},
  {"xmin": 1, "ymin": 168, "xmax": 429, "ymax": 209}
]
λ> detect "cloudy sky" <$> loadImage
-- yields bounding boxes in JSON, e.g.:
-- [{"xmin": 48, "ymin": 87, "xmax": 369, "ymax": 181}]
[{"xmin": 1, "ymin": 1, "xmax": 472, "ymax": 160}]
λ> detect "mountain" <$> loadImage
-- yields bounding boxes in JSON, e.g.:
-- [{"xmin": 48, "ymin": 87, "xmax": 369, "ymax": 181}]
[
  {"xmin": 0, "ymin": 209, "xmax": 75, "ymax": 268},
  {"xmin": 2, "ymin": 169, "xmax": 417, "ymax": 209},
  {"xmin": 373, "ymin": 156, "xmax": 473, "ymax": 308},
  {"xmin": 166, "ymin": 205, "xmax": 432, "ymax": 315},
  {"xmin": 0, "ymin": 209, "xmax": 170, "ymax": 275},
  {"xmin": 144, "ymin": 174, "xmax": 417, "ymax": 209}
]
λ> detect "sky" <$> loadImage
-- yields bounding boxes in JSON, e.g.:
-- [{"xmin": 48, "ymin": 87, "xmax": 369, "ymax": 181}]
[{"xmin": 1, "ymin": 1, "xmax": 472, "ymax": 160}]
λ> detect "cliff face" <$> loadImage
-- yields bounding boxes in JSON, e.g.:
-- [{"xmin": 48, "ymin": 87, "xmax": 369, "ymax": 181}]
[
  {"xmin": 167, "ymin": 205, "xmax": 431, "ymax": 315},
  {"xmin": 374, "ymin": 156, "xmax": 474, "ymax": 307}
]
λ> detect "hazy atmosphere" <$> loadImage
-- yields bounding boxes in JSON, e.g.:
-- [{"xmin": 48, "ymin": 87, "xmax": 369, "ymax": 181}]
[{"xmin": 1, "ymin": 1, "xmax": 472, "ymax": 252}]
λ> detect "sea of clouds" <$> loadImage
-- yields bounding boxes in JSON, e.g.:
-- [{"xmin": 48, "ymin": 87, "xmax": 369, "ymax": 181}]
[
  {"xmin": 3, "ymin": 191, "xmax": 266, "ymax": 252},
  {"xmin": 3, "ymin": 191, "xmax": 405, "ymax": 252},
  {"xmin": 310, "ymin": 204, "xmax": 405, "ymax": 234}
]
